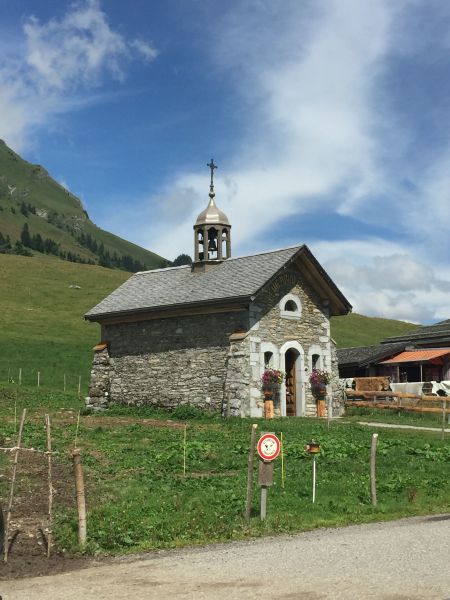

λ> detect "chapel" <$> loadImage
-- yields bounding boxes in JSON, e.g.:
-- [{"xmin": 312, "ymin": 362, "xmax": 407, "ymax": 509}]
[{"xmin": 85, "ymin": 161, "xmax": 351, "ymax": 417}]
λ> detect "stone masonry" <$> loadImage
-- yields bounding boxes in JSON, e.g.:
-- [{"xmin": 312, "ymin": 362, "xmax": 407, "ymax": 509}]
[{"xmin": 86, "ymin": 269, "xmax": 343, "ymax": 417}]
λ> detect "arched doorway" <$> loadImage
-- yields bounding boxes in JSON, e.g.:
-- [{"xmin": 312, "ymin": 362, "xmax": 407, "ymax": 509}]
[{"xmin": 285, "ymin": 348, "xmax": 300, "ymax": 416}]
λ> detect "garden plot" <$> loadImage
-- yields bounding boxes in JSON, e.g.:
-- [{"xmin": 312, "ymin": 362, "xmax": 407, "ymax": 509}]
[{"xmin": 0, "ymin": 385, "xmax": 449, "ymax": 580}]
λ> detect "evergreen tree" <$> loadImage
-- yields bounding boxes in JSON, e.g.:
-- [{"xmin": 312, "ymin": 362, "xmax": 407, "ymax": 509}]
[
  {"xmin": 172, "ymin": 253, "xmax": 192, "ymax": 266},
  {"xmin": 20, "ymin": 201, "xmax": 29, "ymax": 217},
  {"xmin": 32, "ymin": 233, "xmax": 44, "ymax": 253},
  {"xmin": 21, "ymin": 223, "xmax": 31, "ymax": 247}
]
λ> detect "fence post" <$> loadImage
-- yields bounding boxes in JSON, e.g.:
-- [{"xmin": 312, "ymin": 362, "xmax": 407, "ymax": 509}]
[
  {"xmin": 71, "ymin": 449, "xmax": 87, "ymax": 547},
  {"xmin": 370, "ymin": 433, "xmax": 378, "ymax": 506},
  {"xmin": 4, "ymin": 409, "xmax": 27, "ymax": 562},
  {"xmin": 442, "ymin": 398, "xmax": 447, "ymax": 441}
]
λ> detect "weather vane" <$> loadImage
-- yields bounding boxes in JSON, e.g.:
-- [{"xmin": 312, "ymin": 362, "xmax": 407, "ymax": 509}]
[{"xmin": 207, "ymin": 158, "xmax": 217, "ymax": 194}]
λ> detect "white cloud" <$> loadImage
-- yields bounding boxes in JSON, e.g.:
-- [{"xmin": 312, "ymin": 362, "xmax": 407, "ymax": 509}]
[
  {"xmin": 0, "ymin": 0, "xmax": 157, "ymax": 150},
  {"xmin": 312, "ymin": 238, "xmax": 450, "ymax": 323},
  {"xmin": 140, "ymin": 0, "xmax": 450, "ymax": 324},
  {"xmin": 147, "ymin": 0, "xmax": 393, "ymax": 253}
]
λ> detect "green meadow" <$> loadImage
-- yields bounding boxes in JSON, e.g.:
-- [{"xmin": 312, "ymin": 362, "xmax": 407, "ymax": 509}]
[
  {"xmin": 0, "ymin": 253, "xmax": 129, "ymax": 392},
  {"xmin": 1, "ymin": 386, "xmax": 448, "ymax": 556}
]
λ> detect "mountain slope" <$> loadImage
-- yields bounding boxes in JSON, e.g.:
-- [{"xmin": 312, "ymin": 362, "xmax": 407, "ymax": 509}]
[
  {"xmin": 0, "ymin": 139, "xmax": 166, "ymax": 270},
  {"xmin": 330, "ymin": 312, "xmax": 419, "ymax": 348}
]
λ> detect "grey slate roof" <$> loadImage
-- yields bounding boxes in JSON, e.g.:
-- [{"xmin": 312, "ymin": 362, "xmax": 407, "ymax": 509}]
[
  {"xmin": 383, "ymin": 319, "xmax": 450, "ymax": 345},
  {"xmin": 86, "ymin": 245, "xmax": 308, "ymax": 320},
  {"xmin": 337, "ymin": 342, "xmax": 406, "ymax": 368}
]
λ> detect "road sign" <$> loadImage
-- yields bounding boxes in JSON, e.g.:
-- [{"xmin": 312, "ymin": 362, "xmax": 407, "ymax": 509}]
[{"xmin": 257, "ymin": 433, "xmax": 281, "ymax": 462}]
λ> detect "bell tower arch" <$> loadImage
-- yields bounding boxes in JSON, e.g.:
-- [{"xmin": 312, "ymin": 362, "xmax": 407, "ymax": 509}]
[{"xmin": 193, "ymin": 159, "xmax": 231, "ymax": 272}]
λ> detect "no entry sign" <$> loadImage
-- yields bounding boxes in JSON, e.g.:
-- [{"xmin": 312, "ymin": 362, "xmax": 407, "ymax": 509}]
[{"xmin": 257, "ymin": 433, "xmax": 281, "ymax": 462}]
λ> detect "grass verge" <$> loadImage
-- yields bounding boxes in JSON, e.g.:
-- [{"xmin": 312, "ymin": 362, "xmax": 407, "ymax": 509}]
[{"xmin": 0, "ymin": 385, "xmax": 449, "ymax": 557}]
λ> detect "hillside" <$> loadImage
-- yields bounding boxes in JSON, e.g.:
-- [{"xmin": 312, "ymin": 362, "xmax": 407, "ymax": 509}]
[
  {"xmin": 0, "ymin": 253, "xmax": 420, "ymax": 393},
  {"xmin": 0, "ymin": 253, "xmax": 130, "ymax": 392},
  {"xmin": 330, "ymin": 312, "xmax": 419, "ymax": 348},
  {"xmin": 0, "ymin": 139, "xmax": 166, "ymax": 271}
]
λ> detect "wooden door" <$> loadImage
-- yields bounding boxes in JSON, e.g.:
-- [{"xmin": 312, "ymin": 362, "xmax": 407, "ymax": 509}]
[{"xmin": 285, "ymin": 349, "xmax": 297, "ymax": 416}]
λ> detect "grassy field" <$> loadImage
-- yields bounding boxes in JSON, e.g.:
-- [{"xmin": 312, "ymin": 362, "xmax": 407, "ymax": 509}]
[
  {"xmin": 1, "ymin": 386, "xmax": 448, "ymax": 558},
  {"xmin": 0, "ymin": 254, "xmax": 129, "ymax": 393},
  {"xmin": 330, "ymin": 312, "xmax": 418, "ymax": 348}
]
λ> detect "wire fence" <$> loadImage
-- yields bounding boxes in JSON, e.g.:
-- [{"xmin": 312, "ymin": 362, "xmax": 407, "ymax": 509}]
[{"xmin": 1, "ymin": 366, "xmax": 88, "ymax": 395}]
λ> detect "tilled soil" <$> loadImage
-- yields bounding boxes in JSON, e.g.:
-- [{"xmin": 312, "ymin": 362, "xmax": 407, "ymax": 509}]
[{"xmin": 0, "ymin": 447, "xmax": 82, "ymax": 580}]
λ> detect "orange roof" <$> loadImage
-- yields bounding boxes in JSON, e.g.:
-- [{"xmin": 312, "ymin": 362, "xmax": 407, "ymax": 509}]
[{"xmin": 380, "ymin": 349, "xmax": 450, "ymax": 364}]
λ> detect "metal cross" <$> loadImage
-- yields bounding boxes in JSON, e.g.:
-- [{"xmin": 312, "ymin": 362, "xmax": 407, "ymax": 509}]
[{"xmin": 207, "ymin": 158, "xmax": 218, "ymax": 191}]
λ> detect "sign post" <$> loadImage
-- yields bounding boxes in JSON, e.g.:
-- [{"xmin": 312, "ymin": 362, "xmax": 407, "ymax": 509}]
[
  {"xmin": 257, "ymin": 433, "xmax": 281, "ymax": 521},
  {"xmin": 305, "ymin": 440, "xmax": 321, "ymax": 503}
]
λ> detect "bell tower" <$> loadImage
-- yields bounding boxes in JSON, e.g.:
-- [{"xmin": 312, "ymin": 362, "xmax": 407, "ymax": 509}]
[{"xmin": 193, "ymin": 159, "xmax": 231, "ymax": 272}]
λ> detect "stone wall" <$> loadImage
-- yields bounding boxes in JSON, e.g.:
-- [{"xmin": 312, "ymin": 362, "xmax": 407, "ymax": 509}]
[
  {"xmin": 86, "ymin": 347, "xmax": 111, "ymax": 411},
  {"xmin": 244, "ymin": 269, "xmax": 339, "ymax": 417},
  {"xmin": 86, "ymin": 310, "xmax": 248, "ymax": 412}
]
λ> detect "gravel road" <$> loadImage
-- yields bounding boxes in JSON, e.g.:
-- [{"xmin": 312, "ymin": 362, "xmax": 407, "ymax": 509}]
[{"xmin": 2, "ymin": 514, "xmax": 450, "ymax": 599}]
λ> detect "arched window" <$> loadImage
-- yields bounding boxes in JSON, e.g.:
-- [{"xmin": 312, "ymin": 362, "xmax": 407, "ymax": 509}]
[
  {"xmin": 284, "ymin": 300, "xmax": 297, "ymax": 312},
  {"xmin": 264, "ymin": 351, "xmax": 274, "ymax": 367},
  {"xmin": 279, "ymin": 293, "xmax": 302, "ymax": 320},
  {"xmin": 312, "ymin": 354, "xmax": 320, "ymax": 369}
]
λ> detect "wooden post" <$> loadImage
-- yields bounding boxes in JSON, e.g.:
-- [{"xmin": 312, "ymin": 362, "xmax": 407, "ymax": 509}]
[
  {"xmin": 71, "ymin": 449, "xmax": 87, "ymax": 547},
  {"xmin": 18, "ymin": 368, "xmax": 22, "ymax": 386},
  {"xmin": 4, "ymin": 409, "xmax": 27, "ymax": 563},
  {"xmin": 264, "ymin": 400, "xmax": 274, "ymax": 419},
  {"xmin": 37, "ymin": 371, "xmax": 40, "ymax": 387},
  {"xmin": 64, "ymin": 373, "xmax": 66, "ymax": 392},
  {"xmin": 245, "ymin": 424, "xmax": 258, "ymax": 519},
  {"xmin": 78, "ymin": 375, "xmax": 81, "ymax": 396},
  {"xmin": 280, "ymin": 432, "xmax": 285, "ymax": 489},
  {"xmin": 183, "ymin": 424, "xmax": 187, "ymax": 477},
  {"xmin": 442, "ymin": 398, "xmax": 447, "ymax": 441},
  {"xmin": 45, "ymin": 415, "xmax": 53, "ymax": 558},
  {"xmin": 370, "ymin": 433, "xmax": 378, "ymax": 506},
  {"xmin": 74, "ymin": 411, "xmax": 80, "ymax": 449},
  {"xmin": 260, "ymin": 486, "xmax": 268, "ymax": 520}
]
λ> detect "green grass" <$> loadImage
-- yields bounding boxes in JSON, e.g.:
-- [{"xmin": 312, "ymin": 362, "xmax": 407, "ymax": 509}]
[
  {"xmin": 0, "ymin": 253, "xmax": 129, "ymax": 393},
  {"xmin": 1, "ymin": 386, "xmax": 449, "ymax": 556},
  {"xmin": 345, "ymin": 405, "xmax": 449, "ymax": 428},
  {"xmin": 330, "ymin": 313, "xmax": 418, "ymax": 348}
]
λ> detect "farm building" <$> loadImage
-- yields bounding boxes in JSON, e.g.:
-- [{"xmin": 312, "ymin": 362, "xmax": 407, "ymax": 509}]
[
  {"xmin": 85, "ymin": 163, "xmax": 351, "ymax": 417},
  {"xmin": 338, "ymin": 320, "xmax": 450, "ymax": 384}
]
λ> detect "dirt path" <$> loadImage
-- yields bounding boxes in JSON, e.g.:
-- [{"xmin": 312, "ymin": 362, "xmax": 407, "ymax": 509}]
[
  {"xmin": 2, "ymin": 514, "xmax": 450, "ymax": 599},
  {"xmin": 356, "ymin": 421, "xmax": 450, "ymax": 433}
]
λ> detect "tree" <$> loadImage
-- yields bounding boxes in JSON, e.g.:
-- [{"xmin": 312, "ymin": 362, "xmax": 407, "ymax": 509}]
[
  {"xmin": 20, "ymin": 201, "xmax": 29, "ymax": 217},
  {"xmin": 172, "ymin": 253, "xmax": 192, "ymax": 266},
  {"xmin": 32, "ymin": 233, "xmax": 44, "ymax": 253},
  {"xmin": 21, "ymin": 223, "xmax": 31, "ymax": 247}
]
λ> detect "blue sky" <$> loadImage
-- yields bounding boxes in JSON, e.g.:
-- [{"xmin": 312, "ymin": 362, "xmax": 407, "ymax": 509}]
[{"xmin": 1, "ymin": 0, "xmax": 450, "ymax": 324}]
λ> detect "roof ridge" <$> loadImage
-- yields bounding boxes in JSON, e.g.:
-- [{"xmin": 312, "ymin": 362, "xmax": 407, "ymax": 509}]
[
  {"xmin": 225, "ymin": 243, "xmax": 304, "ymax": 262},
  {"xmin": 135, "ymin": 265, "xmax": 191, "ymax": 275}
]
